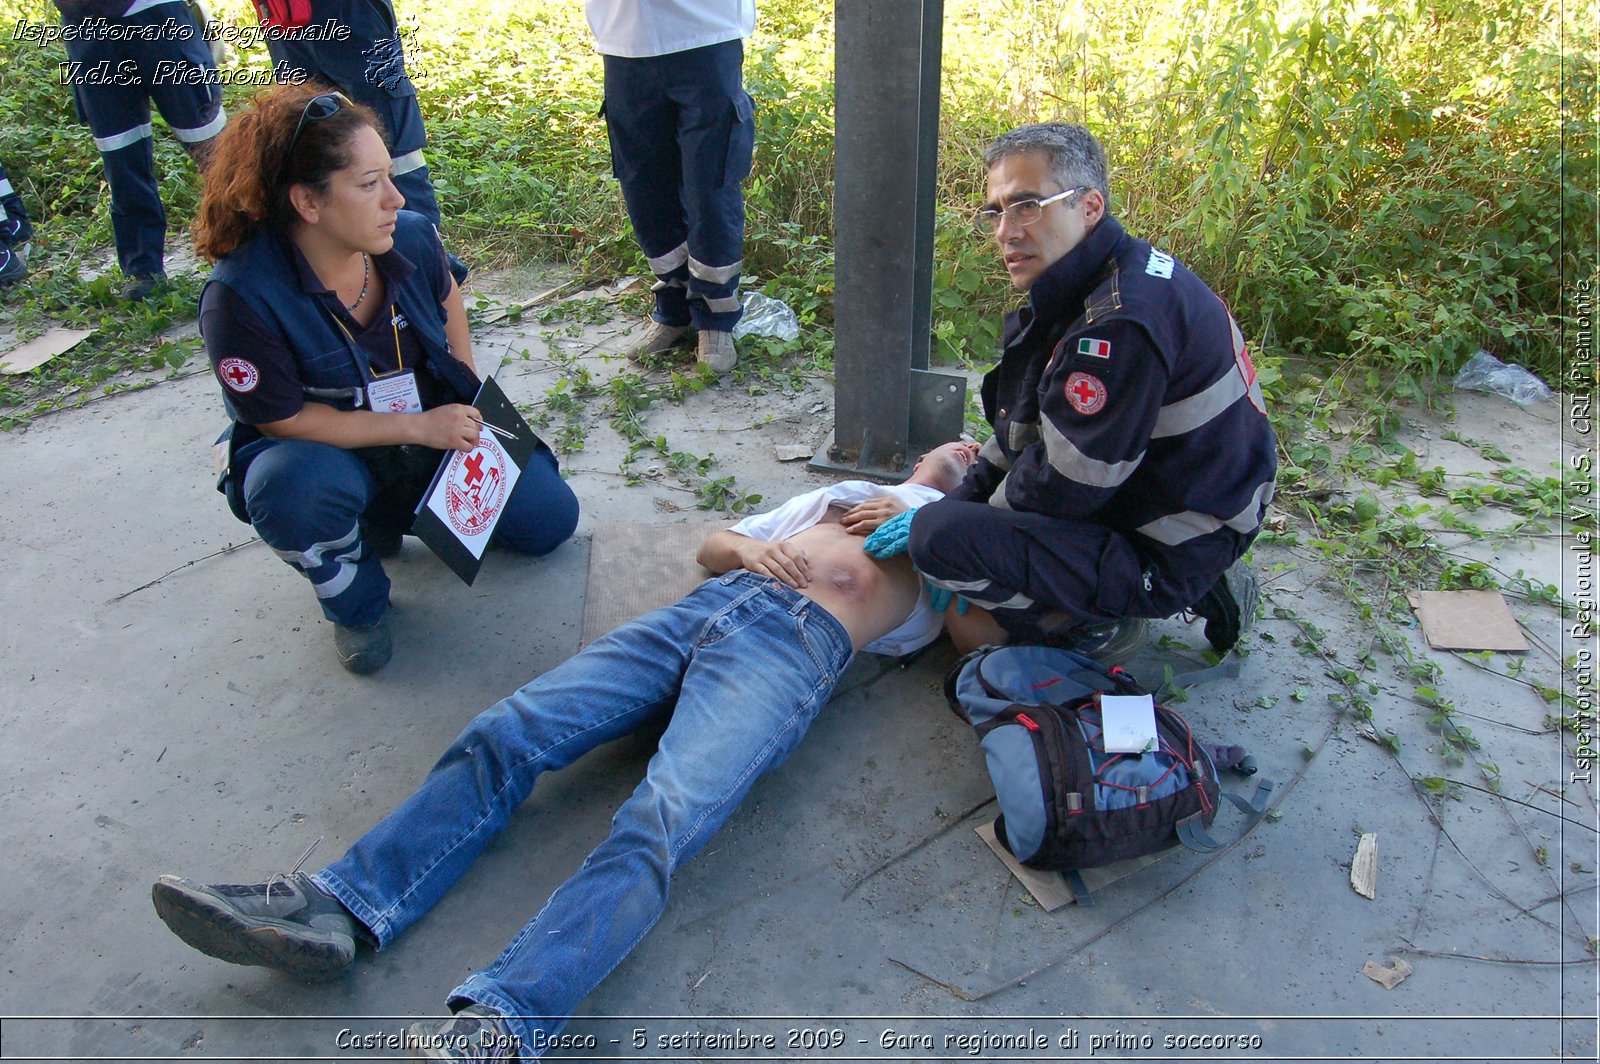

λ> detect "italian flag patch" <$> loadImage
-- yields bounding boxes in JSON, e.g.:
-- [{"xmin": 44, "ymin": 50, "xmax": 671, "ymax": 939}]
[{"xmin": 1077, "ymin": 337, "xmax": 1111, "ymax": 359}]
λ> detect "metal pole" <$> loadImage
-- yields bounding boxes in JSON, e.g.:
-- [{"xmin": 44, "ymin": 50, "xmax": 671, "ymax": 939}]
[{"xmin": 818, "ymin": 0, "xmax": 962, "ymax": 481}]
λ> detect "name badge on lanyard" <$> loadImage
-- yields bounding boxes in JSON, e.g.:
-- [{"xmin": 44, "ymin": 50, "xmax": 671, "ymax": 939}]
[
  {"xmin": 368, "ymin": 370, "xmax": 424, "ymax": 414},
  {"xmin": 338, "ymin": 301, "xmax": 421, "ymax": 414}
]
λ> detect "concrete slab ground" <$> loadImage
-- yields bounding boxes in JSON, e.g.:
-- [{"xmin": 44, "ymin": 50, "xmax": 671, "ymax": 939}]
[{"xmin": 0, "ymin": 282, "xmax": 1594, "ymax": 1063}]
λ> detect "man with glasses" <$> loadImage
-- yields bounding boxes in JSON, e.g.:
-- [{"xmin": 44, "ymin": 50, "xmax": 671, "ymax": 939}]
[{"xmin": 903, "ymin": 123, "xmax": 1277, "ymax": 659}]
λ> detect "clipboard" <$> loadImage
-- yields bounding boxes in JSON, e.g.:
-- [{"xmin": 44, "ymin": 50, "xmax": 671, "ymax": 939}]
[{"xmin": 411, "ymin": 376, "xmax": 539, "ymax": 585}]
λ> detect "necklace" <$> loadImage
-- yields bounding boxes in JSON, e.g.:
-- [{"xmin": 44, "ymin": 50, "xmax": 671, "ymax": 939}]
[{"xmin": 346, "ymin": 253, "xmax": 371, "ymax": 312}]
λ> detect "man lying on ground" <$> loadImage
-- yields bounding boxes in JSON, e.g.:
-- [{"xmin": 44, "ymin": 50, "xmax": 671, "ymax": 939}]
[{"xmin": 152, "ymin": 441, "xmax": 979, "ymax": 1062}]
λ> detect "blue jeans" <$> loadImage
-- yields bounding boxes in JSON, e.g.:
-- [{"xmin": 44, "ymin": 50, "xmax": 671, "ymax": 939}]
[{"xmin": 313, "ymin": 573, "xmax": 853, "ymax": 1055}]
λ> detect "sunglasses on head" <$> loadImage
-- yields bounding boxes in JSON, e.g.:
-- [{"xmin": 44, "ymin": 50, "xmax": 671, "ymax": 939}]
[{"xmin": 287, "ymin": 91, "xmax": 350, "ymax": 158}]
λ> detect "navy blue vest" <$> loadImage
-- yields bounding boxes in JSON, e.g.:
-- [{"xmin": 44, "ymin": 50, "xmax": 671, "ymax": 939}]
[{"xmin": 206, "ymin": 210, "xmax": 477, "ymax": 427}]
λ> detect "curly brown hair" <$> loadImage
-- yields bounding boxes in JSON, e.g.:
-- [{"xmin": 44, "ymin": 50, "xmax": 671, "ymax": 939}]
[{"xmin": 191, "ymin": 83, "xmax": 387, "ymax": 262}]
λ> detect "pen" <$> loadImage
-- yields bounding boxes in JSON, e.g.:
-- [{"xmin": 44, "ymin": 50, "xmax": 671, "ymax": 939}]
[{"xmin": 469, "ymin": 415, "xmax": 517, "ymax": 442}]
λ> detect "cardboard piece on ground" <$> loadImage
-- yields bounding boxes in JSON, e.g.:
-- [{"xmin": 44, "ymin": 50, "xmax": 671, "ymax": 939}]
[
  {"xmin": 1351, "ymin": 832, "xmax": 1378, "ymax": 899},
  {"xmin": 1406, "ymin": 589, "xmax": 1528, "ymax": 651},
  {"xmin": 0, "ymin": 327, "xmax": 94, "ymax": 374},
  {"xmin": 1362, "ymin": 956, "xmax": 1413, "ymax": 990},
  {"xmin": 581, "ymin": 521, "xmax": 721, "ymax": 647},
  {"xmin": 976, "ymin": 821, "xmax": 1074, "ymax": 911},
  {"xmin": 975, "ymin": 821, "xmax": 1172, "ymax": 910},
  {"xmin": 775, "ymin": 443, "xmax": 814, "ymax": 462}
]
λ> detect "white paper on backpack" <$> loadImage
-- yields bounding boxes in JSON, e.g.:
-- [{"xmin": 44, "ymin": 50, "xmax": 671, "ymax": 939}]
[{"xmin": 1101, "ymin": 694, "xmax": 1158, "ymax": 754}]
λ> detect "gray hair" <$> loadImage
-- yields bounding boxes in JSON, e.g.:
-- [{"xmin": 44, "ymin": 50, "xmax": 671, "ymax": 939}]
[{"xmin": 983, "ymin": 123, "xmax": 1110, "ymax": 207}]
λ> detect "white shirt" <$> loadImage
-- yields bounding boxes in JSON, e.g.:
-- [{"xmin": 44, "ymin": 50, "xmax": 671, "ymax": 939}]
[
  {"xmin": 585, "ymin": 0, "xmax": 756, "ymax": 58},
  {"xmin": 727, "ymin": 481, "xmax": 945, "ymax": 657}
]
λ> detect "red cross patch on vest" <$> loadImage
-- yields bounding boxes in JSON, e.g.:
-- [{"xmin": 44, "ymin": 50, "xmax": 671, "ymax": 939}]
[
  {"xmin": 1065, "ymin": 372, "xmax": 1108, "ymax": 415},
  {"xmin": 219, "ymin": 358, "xmax": 260, "ymax": 394}
]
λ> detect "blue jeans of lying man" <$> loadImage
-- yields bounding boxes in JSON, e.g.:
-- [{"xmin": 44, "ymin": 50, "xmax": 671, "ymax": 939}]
[{"xmin": 313, "ymin": 572, "xmax": 854, "ymax": 1052}]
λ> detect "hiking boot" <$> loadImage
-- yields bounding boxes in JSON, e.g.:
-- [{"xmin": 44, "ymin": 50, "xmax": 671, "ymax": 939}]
[
  {"xmin": 151, "ymin": 872, "xmax": 357, "ymax": 981},
  {"xmin": 1190, "ymin": 558, "xmax": 1259, "ymax": 653},
  {"xmin": 623, "ymin": 319, "xmax": 687, "ymax": 359},
  {"xmin": 406, "ymin": 1005, "xmax": 519, "ymax": 1061},
  {"xmin": 1046, "ymin": 617, "xmax": 1147, "ymax": 664},
  {"xmin": 120, "ymin": 274, "xmax": 164, "ymax": 302},
  {"xmin": 334, "ymin": 616, "xmax": 392, "ymax": 674},
  {"xmin": 0, "ymin": 245, "xmax": 25, "ymax": 288},
  {"xmin": 696, "ymin": 328, "xmax": 737, "ymax": 372}
]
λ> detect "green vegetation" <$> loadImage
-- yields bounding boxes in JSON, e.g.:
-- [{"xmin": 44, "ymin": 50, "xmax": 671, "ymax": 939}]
[
  {"xmin": 2, "ymin": 0, "xmax": 1589, "ymax": 404},
  {"xmin": 0, "ymin": 0, "xmax": 1590, "ymax": 574}
]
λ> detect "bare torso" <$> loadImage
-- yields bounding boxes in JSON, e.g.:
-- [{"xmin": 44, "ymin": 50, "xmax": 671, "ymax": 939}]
[{"xmin": 782, "ymin": 506, "xmax": 923, "ymax": 652}]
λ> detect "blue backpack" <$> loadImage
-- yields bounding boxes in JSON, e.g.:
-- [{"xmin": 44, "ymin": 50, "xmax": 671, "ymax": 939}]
[{"xmin": 945, "ymin": 646, "xmax": 1273, "ymax": 888}]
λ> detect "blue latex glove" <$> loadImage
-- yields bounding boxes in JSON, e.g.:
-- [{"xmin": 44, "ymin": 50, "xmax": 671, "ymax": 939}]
[
  {"xmin": 863, "ymin": 508, "xmax": 917, "ymax": 558},
  {"xmin": 926, "ymin": 582, "xmax": 970, "ymax": 615}
]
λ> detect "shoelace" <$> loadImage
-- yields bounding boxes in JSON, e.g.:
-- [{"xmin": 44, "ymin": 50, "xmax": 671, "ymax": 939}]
[{"xmin": 265, "ymin": 836, "xmax": 324, "ymax": 900}]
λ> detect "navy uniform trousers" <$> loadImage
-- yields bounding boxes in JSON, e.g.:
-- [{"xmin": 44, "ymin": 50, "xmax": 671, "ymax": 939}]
[
  {"xmin": 263, "ymin": 0, "xmax": 439, "ymax": 227},
  {"xmin": 63, "ymin": 3, "xmax": 225, "ymax": 280},
  {"xmin": 602, "ymin": 38, "xmax": 754, "ymax": 333},
  {"xmin": 0, "ymin": 159, "xmax": 32, "ymax": 247}
]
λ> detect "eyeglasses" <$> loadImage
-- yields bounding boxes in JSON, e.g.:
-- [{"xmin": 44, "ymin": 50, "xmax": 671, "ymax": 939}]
[
  {"xmin": 973, "ymin": 186, "xmax": 1089, "ymax": 232},
  {"xmin": 286, "ymin": 91, "xmax": 349, "ymax": 160}
]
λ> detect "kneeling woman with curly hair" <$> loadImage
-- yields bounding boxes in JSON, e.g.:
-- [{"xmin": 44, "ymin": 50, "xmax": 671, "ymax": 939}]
[{"xmin": 195, "ymin": 85, "xmax": 578, "ymax": 674}]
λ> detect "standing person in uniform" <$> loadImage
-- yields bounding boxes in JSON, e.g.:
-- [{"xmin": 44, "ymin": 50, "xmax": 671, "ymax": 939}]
[
  {"xmin": 250, "ymin": 0, "xmax": 457, "ymax": 277},
  {"xmin": 55, "ymin": 0, "xmax": 226, "ymax": 300},
  {"xmin": 0, "ymin": 158, "xmax": 34, "ymax": 286},
  {"xmin": 899, "ymin": 123, "xmax": 1277, "ymax": 658},
  {"xmin": 192, "ymin": 85, "xmax": 578, "ymax": 674},
  {"xmin": 594, "ymin": 0, "xmax": 757, "ymax": 373}
]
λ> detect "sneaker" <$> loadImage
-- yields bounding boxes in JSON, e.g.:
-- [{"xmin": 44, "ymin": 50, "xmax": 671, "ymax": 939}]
[
  {"xmin": 1190, "ymin": 558, "xmax": 1259, "ymax": 653},
  {"xmin": 406, "ymin": 1005, "xmax": 519, "ymax": 1061},
  {"xmin": 1046, "ymin": 616, "xmax": 1148, "ymax": 664},
  {"xmin": 334, "ymin": 616, "xmax": 392, "ymax": 674},
  {"xmin": 151, "ymin": 872, "xmax": 357, "ymax": 981},
  {"xmin": 623, "ymin": 319, "xmax": 687, "ymax": 359},
  {"xmin": 120, "ymin": 274, "xmax": 164, "ymax": 302},
  {"xmin": 0, "ymin": 245, "xmax": 25, "ymax": 287},
  {"xmin": 696, "ymin": 328, "xmax": 738, "ymax": 372}
]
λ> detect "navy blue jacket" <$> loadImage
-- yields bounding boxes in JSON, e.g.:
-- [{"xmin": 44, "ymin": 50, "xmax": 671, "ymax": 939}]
[
  {"xmin": 205, "ymin": 210, "xmax": 477, "ymax": 436},
  {"xmin": 956, "ymin": 215, "xmax": 1277, "ymax": 577}
]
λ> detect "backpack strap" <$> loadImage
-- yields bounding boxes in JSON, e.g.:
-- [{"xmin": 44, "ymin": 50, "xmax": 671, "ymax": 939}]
[
  {"xmin": 1155, "ymin": 658, "xmax": 1242, "ymax": 702},
  {"xmin": 942, "ymin": 645, "xmax": 996, "ymax": 721},
  {"xmin": 1063, "ymin": 869, "xmax": 1094, "ymax": 906},
  {"xmin": 1174, "ymin": 778, "xmax": 1276, "ymax": 853}
]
